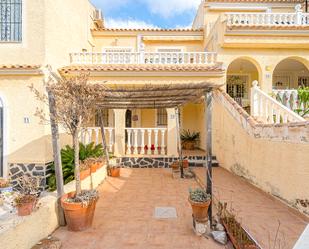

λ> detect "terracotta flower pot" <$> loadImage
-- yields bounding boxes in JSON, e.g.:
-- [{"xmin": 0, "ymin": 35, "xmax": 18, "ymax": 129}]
[
  {"xmin": 90, "ymin": 163, "xmax": 98, "ymax": 173},
  {"xmin": 97, "ymin": 162, "xmax": 104, "ymax": 169},
  {"xmin": 80, "ymin": 168, "xmax": 91, "ymax": 180},
  {"xmin": 17, "ymin": 199, "xmax": 36, "ymax": 216},
  {"xmin": 110, "ymin": 167, "xmax": 120, "ymax": 177},
  {"xmin": 182, "ymin": 141, "xmax": 195, "ymax": 150},
  {"xmin": 188, "ymin": 198, "xmax": 211, "ymax": 222},
  {"xmin": 61, "ymin": 192, "xmax": 98, "ymax": 231}
]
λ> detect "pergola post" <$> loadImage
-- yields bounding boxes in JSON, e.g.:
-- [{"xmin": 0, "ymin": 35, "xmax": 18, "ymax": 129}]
[
  {"xmin": 99, "ymin": 111, "xmax": 110, "ymax": 175},
  {"xmin": 47, "ymin": 89, "xmax": 66, "ymax": 226},
  {"xmin": 204, "ymin": 90, "xmax": 213, "ymax": 226},
  {"xmin": 175, "ymin": 107, "xmax": 184, "ymax": 178}
]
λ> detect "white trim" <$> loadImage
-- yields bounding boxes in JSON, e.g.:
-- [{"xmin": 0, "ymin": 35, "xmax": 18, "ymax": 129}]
[
  {"xmin": 155, "ymin": 47, "xmax": 184, "ymax": 52},
  {"xmin": 0, "ymin": 93, "xmax": 9, "ymax": 177},
  {"xmin": 102, "ymin": 46, "xmax": 134, "ymax": 52}
]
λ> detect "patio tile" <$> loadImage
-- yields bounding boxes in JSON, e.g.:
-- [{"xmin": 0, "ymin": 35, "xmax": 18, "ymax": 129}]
[{"xmin": 53, "ymin": 168, "xmax": 308, "ymax": 249}]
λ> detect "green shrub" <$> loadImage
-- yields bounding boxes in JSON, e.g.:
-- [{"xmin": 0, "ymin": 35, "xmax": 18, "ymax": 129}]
[{"xmin": 48, "ymin": 142, "xmax": 104, "ymax": 191}]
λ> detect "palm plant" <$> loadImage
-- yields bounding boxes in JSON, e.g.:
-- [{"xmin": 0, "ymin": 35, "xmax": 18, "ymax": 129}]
[{"xmin": 48, "ymin": 142, "xmax": 104, "ymax": 190}]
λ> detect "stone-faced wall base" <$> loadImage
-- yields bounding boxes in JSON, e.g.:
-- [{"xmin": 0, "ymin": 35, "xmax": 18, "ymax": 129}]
[
  {"xmin": 116, "ymin": 156, "xmax": 218, "ymax": 168},
  {"xmin": 9, "ymin": 162, "xmax": 53, "ymax": 190}
]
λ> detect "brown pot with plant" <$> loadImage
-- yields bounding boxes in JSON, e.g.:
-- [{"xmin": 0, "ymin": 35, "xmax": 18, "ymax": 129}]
[
  {"xmin": 80, "ymin": 163, "xmax": 91, "ymax": 180},
  {"xmin": 14, "ymin": 194, "xmax": 37, "ymax": 216},
  {"xmin": 32, "ymin": 74, "xmax": 101, "ymax": 231},
  {"xmin": 61, "ymin": 190, "xmax": 99, "ymax": 231},
  {"xmin": 13, "ymin": 176, "xmax": 41, "ymax": 216},
  {"xmin": 188, "ymin": 188, "xmax": 211, "ymax": 222},
  {"xmin": 181, "ymin": 130, "xmax": 200, "ymax": 150}
]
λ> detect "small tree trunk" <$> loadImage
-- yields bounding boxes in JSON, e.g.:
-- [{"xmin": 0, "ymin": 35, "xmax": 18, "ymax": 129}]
[{"xmin": 73, "ymin": 130, "xmax": 81, "ymax": 195}]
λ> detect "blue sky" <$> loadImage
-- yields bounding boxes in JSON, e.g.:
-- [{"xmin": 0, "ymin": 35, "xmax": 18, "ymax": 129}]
[{"xmin": 90, "ymin": 0, "xmax": 201, "ymax": 29}]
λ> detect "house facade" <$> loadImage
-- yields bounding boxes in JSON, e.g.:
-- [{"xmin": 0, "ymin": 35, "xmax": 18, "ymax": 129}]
[{"xmin": 0, "ymin": 0, "xmax": 308, "ymax": 214}]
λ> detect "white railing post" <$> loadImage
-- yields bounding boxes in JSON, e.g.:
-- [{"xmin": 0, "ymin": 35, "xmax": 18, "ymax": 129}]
[
  {"xmin": 160, "ymin": 129, "xmax": 166, "ymax": 155},
  {"xmin": 140, "ymin": 129, "xmax": 145, "ymax": 155},
  {"xmin": 147, "ymin": 129, "xmax": 152, "ymax": 155},
  {"xmin": 133, "ymin": 129, "xmax": 139, "ymax": 155},
  {"xmin": 295, "ymin": 4, "xmax": 303, "ymax": 25},
  {"xmin": 251, "ymin": 80, "xmax": 259, "ymax": 117},
  {"xmin": 127, "ymin": 129, "xmax": 132, "ymax": 154},
  {"xmin": 154, "ymin": 129, "xmax": 159, "ymax": 155}
]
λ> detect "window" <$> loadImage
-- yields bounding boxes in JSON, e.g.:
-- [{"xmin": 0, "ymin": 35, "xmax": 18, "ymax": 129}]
[
  {"xmin": 298, "ymin": 76, "xmax": 309, "ymax": 87},
  {"xmin": 95, "ymin": 109, "xmax": 109, "ymax": 127},
  {"xmin": 0, "ymin": 0, "xmax": 22, "ymax": 42},
  {"xmin": 156, "ymin": 109, "xmax": 167, "ymax": 126},
  {"xmin": 154, "ymin": 48, "xmax": 183, "ymax": 64},
  {"xmin": 227, "ymin": 75, "xmax": 249, "ymax": 99}
]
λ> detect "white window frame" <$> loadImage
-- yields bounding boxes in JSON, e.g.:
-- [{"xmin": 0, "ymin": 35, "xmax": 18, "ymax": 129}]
[{"xmin": 155, "ymin": 108, "xmax": 168, "ymax": 127}]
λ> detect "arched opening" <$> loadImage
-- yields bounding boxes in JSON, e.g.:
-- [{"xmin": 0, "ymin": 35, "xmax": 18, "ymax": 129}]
[
  {"xmin": 273, "ymin": 58, "xmax": 309, "ymax": 89},
  {"xmin": 227, "ymin": 58, "xmax": 260, "ymax": 110}
]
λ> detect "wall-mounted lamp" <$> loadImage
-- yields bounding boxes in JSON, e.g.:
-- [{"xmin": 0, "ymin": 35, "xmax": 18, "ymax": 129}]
[{"xmin": 265, "ymin": 66, "xmax": 272, "ymax": 72}]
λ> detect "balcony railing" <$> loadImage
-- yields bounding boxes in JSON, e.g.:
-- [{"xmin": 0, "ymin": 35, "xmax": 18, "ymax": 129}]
[
  {"xmin": 80, "ymin": 127, "xmax": 115, "ymax": 152},
  {"xmin": 125, "ymin": 128, "xmax": 167, "ymax": 156},
  {"xmin": 251, "ymin": 81, "xmax": 305, "ymax": 124},
  {"xmin": 226, "ymin": 11, "xmax": 309, "ymax": 28},
  {"xmin": 70, "ymin": 52, "xmax": 217, "ymax": 65}
]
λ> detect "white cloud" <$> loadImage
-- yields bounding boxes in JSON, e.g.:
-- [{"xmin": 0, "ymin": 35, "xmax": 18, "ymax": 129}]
[
  {"xmin": 92, "ymin": 0, "xmax": 202, "ymax": 18},
  {"xmin": 143, "ymin": 0, "xmax": 201, "ymax": 18},
  {"xmin": 105, "ymin": 18, "xmax": 160, "ymax": 29}
]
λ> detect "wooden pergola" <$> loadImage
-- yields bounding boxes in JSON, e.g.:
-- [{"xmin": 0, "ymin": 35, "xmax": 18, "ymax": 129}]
[{"xmin": 49, "ymin": 80, "xmax": 220, "ymax": 224}]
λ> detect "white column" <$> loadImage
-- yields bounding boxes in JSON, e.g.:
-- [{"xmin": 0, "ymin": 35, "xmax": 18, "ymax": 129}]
[
  {"xmin": 147, "ymin": 129, "xmax": 152, "ymax": 155},
  {"xmin": 94, "ymin": 128, "xmax": 99, "ymax": 145},
  {"xmin": 140, "ymin": 129, "xmax": 145, "ymax": 155},
  {"xmin": 113, "ymin": 109, "xmax": 126, "ymax": 156},
  {"xmin": 133, "ymin": 129, "xmax": 138, "ymax": 154},
  {"xmin": 154, "ymin": 129, "xmax": 159, "ymax": 154},
  {"xmin": 160, "ymin": 129, "xmax": 166, "ymax": 155},
  {"xmin": 108, "ymin": 128, "xmax": 114, "ymax": 152},
  {"xmin": 127, "ymin": 129, "xmax": 132, "ymax": 154},
  {"xmin": 166, "ymin": 108, "xmax": 177, "ymax": 156}
]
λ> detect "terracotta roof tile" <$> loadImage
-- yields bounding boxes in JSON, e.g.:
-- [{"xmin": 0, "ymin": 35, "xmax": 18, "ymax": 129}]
[
  {"xmin": 59, "ymin": 63, "xmax": 224, "ymax": 74},
  {"xmin": 92, "ymin": 28, "xmax": 203, "ymax": 32},
  {"xmin": 0, "ymin": 64, "xmax": 41, "ymax": 70}
]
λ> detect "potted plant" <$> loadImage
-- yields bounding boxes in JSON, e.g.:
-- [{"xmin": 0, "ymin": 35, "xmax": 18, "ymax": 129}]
[
  {"xmin": 80, "ymin": 162, "xmax": 91, "ymax": 180},
  {"xmin": 108, "ymin": 158, "xmax": 120, "ymax": 177},
  {"xmin": 13, "ymin": 176, "xmax": 41, "ymax": 216},
  {"xmin": 31, "ymin": 74, "xmax": 100, "ymax": 231},
  {"xmin": 14, "ymin": 194, "xmax": 37, "ymax": 216},
  {"xmin": 181, "ymin": 130, "xmax": 200, "ymax": 150},
  {"xmin": 0, "ymin": 178, "xmax": 13, "ymax": 193},
  {"xmin": 188, "ymin": 188, "xmax": 211, "ymax": 222}
]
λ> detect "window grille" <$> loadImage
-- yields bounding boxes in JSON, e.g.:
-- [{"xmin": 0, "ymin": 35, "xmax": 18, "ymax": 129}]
[
  {"xmin": 298, "ymin": 76, "xmax": 309, "ymax": 87},
  {"xmin": 227, "ymin": 75, "xmax": 248, "ymax": 99},
  {"xmin": 95, "ymin": 109, "xmax": 109, "ymax": 127},
  {"xmin": 157, "ymin": 108, "xmax": 167, "ymax": 126},
  {"xmin": 0, "ymin": 0, "xmax": 22, "ymax": 42}
]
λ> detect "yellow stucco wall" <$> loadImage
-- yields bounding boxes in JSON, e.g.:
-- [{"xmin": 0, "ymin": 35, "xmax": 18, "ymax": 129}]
[{"xmin": 213, "ymin": 98, "xmax": 309, "ymax": 211}]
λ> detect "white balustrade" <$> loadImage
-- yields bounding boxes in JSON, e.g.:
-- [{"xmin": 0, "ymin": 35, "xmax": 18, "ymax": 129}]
[
  {"xmin": 251, "ymin": 81, "xmax": 305, "ymax": 124},
  {"xmin": 125, "ymin": 128, "xmax": 167, "ymax": 155},
  {"xmin": 80, "ymin": 127, "xmax": 115, "ymax": 152},
  {"xmin": 70, "ymin": 52, "xmax": 217, "ymax": 65},
  {"xmin": 272, "ymin": 89, "xmax": 300, "ymax": 111},
  {"xmin": 226, "ymin": 8, "xmax": 309, "ymax": 28}
]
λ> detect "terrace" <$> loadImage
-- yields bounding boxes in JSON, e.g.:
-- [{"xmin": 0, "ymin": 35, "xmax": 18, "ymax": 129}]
[{"xmin": 53, "ymin": 168, "xmax": 308, "ymax": 249}]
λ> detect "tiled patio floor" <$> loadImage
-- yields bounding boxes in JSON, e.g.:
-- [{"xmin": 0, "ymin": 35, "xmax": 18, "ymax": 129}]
[{"xmin": 54, "ymin": 168, "xmax": 308, "ymax": 249}]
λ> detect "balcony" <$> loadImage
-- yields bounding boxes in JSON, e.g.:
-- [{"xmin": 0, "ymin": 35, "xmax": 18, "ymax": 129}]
[
  {"xmin": 226, "ymin": 11, "xmax": 309, "ymax": 29},
  {"xmin": 70, "ymin": 52, "xmax": 217, "ymax": 65}
]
